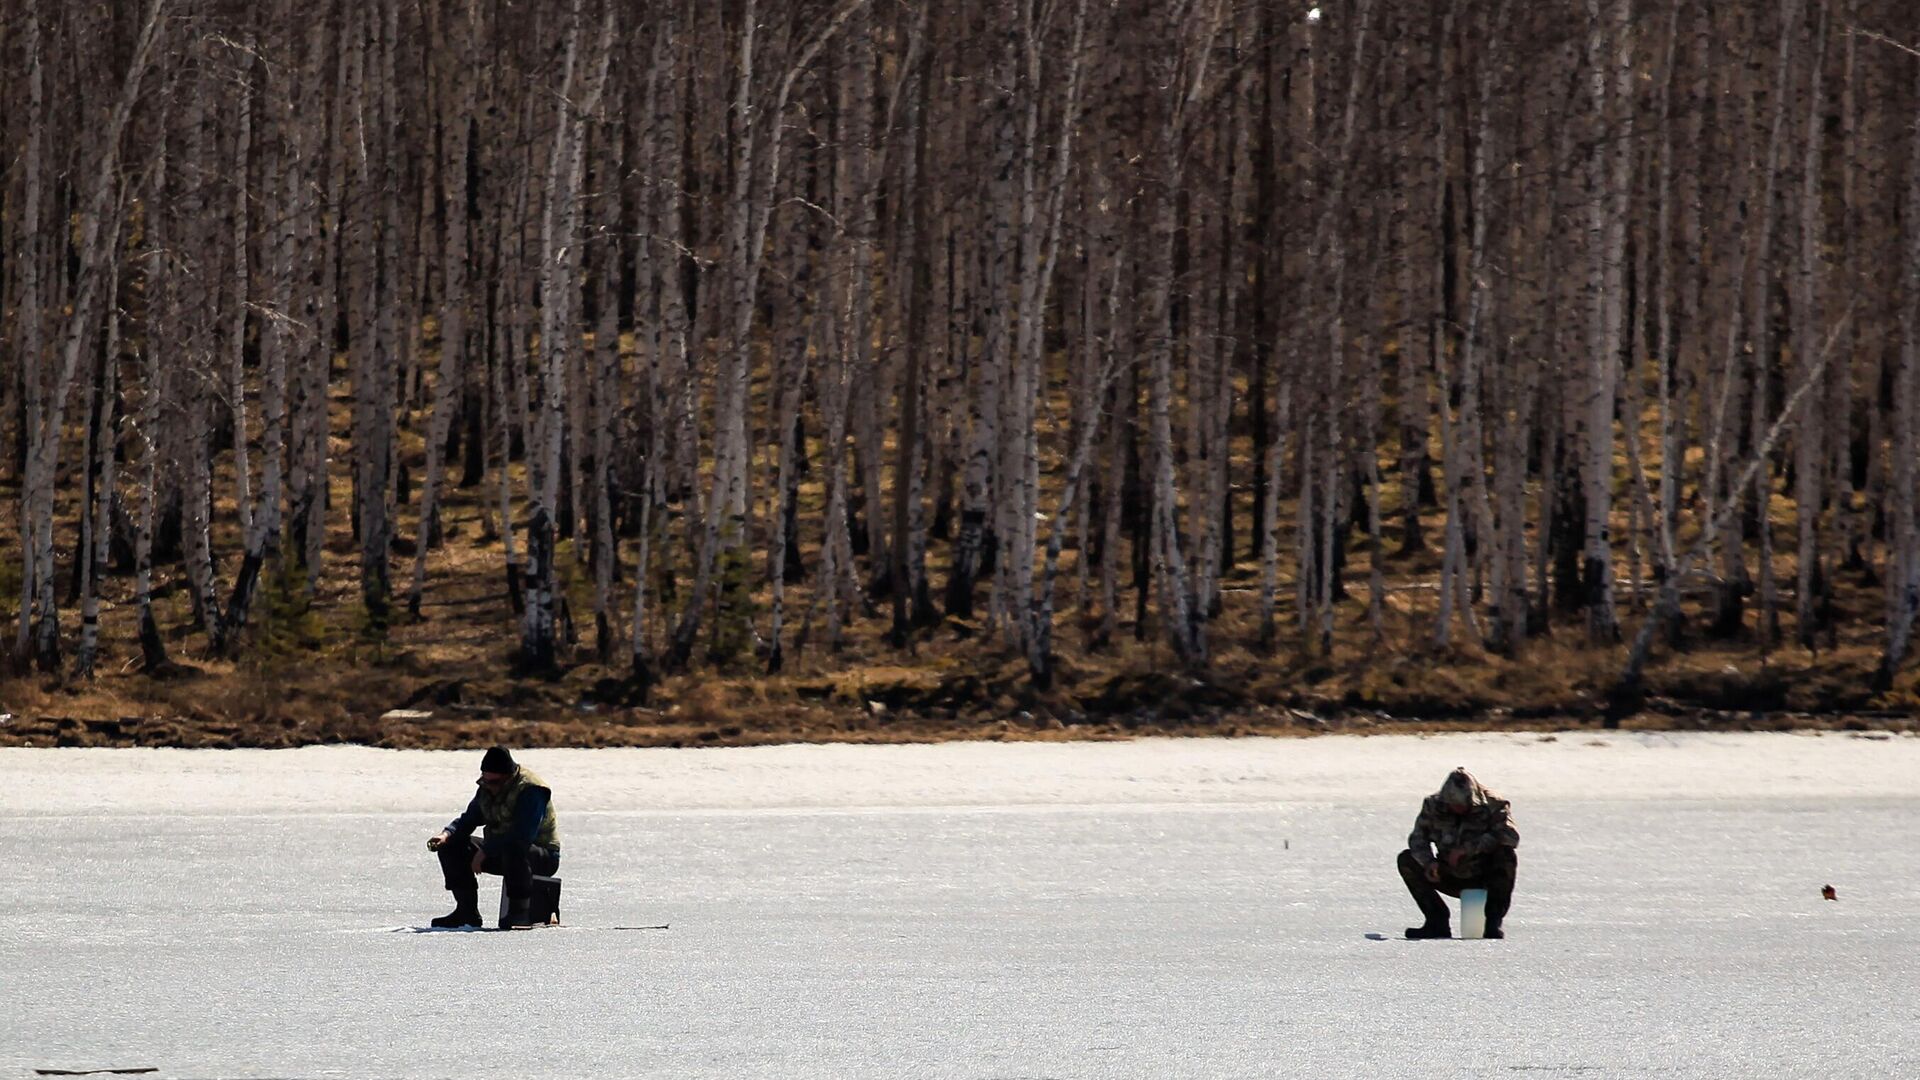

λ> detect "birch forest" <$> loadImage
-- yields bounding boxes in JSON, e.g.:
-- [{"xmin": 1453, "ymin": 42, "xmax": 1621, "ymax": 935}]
[{"xmin": 8, "ymin": 0, "xmax": 1920, "ymax": 737}]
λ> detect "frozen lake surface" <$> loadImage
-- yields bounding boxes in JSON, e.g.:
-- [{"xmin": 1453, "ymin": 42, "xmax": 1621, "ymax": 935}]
[{"xmin": 4, "ymin": 733, "xmax": 1919, "ymax": 1079}]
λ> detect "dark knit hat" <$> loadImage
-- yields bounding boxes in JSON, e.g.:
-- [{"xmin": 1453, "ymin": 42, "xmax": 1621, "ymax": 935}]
[{"xmin": 480, "ymin": 746, "xmax": 516, "ymax": 775}]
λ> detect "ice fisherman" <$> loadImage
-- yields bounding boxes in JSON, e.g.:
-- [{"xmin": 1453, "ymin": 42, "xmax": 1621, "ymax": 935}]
[
  {"xmin": 1398, "ymin": 767, "xmax": 1519, "ymax": 940},
  {"xmin": 426, "ymin": 746, "xmax": 561, "ymax": 929}
]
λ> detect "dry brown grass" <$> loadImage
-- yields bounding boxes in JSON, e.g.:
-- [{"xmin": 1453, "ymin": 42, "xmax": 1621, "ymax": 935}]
[{"xmin": 6, "ymin": 346, "xmax": 1920, "ymax": 749}]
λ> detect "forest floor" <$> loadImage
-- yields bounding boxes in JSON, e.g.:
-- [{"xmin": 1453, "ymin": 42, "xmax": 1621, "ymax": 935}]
[
  {"xmin": 5, "ymin": 374, "xmax": 1919, "ymax": 750},
  {"xmin": 6, "ymin": 520, "xmax": 1912, "ymax": 748}
]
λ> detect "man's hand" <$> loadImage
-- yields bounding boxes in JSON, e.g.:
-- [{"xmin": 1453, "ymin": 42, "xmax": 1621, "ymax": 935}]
[
  {"xmin": 1444, "ymin": 848, "xmax": 1469, "ymax": 872},
  {"xmin": 427, "ymin": 830, "xmax": 451, "ymax": 852},
  {"xmin": 471, "ymin": 845, "xmax": 487, "ymax": 875},
  {"xmin": 1425, "ymin": 862, "xmax": 1442, "ymax": 884}
]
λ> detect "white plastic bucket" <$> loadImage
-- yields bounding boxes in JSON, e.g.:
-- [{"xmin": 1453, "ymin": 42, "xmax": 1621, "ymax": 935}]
[{"xmin": 1459, "ymin": 888, "xmax": 1488, "ymax": 939}]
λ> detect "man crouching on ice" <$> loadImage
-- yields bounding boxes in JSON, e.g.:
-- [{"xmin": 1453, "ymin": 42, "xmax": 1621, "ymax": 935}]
[
  {"xmin": 426, "ymin": 746, "xmax": 560, "ymax": 929},
  {"xmin": 1398, "ymin": 767, "xmax": 1519, "ymax": 940}
]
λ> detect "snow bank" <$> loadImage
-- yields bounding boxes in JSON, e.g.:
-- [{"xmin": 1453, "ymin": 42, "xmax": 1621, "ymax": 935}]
[{"xmin": 4, "ymin": 731, "xmax": 1916, "ymax": 817}]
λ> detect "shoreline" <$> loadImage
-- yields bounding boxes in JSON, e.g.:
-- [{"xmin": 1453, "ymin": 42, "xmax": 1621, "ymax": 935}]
[
  {"xmin": 7, "ymin": 730, "xmax": 1919, "ymax": 818},
  {"xmin": 2, "ymin": 702, "xmax": 1916, "ymax": 750}
]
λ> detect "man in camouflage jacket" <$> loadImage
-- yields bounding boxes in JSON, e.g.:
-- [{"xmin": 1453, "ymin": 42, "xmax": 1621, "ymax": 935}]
[
  {"xmin": 1398, "ymin": 767, "xmax": 1519, "ymax": 939},
  {"xmin": 426, "ymin": 746, "xmax": 561, "ymax": 928}
]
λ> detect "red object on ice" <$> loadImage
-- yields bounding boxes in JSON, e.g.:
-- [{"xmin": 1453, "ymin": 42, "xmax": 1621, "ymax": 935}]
[{"xmin": 1821, "ymin": 884, "xmax": 1837, "ymax": 901}]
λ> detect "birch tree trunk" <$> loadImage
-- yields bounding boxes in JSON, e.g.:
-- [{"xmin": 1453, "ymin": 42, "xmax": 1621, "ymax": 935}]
[
  {"xmin": 75, "ymin": 258, "xmax": 121, "ymax": 679},
  {"xmin": 135, "ymin": 338, "xmax": 172, "ymax": 674},
  {"xmin": 1579, "ymin": 0, "xmax": 1630, "ymax": 643},
  {"xmin": 820, "ymin": 12, "xmax": 868, "ymax": 649},
  {"xmin": 290, "ymin": 9, "xmax": 337, "ymax": 592},
  {"xmin": 227, "ymin": 77, "xmax": 255, "ymax": 546},
  {"xmin": 889, "ymin": 5, "xmax": 934, "ymax": 649},
  {"xmin": 948, "ymin": 13, "xmax": 1011, "ymax": 623},
  {"xmin": 408, "ymin": 0, "xmax": 477, "ymax": 620},
  {"xmin": 222, "ymin": 39, "xmax": 292, "ymax": 650},
  {"xmin": 521, "ymin": 0, "xmax": 607, "ymax": 673},
  {"xmin": 1709, "ymin": 1, "xmax": 1801, "ymax": 639},
  {"xmin": 1317, "ymin": 0, "xmax": 1373, "ymax": 655},
  {"xmin": 1873, "ymin": 57, "xmax": 1920, "ymax": 692},
  {"xmin": 12, "ymin": 6, "xmax": 46, "ymax": 666},
  {"xmin": 1143, "ymin": 0, "xmax": 1229, "ymax": 668},
  {"xmin": 590, "ymin": 126, "xmax": 623, "ymax": 664},
  {"xmin": 1794, "ymin": 2, "xmax": 1831, "ymax": 650},
  {"xmin": 18, "ymin": 0, "xmax": 163, "ymax": 671},
  {"xmin": 1649, "ymin": 0, "xmax": 1683, "ymax": 628},
  {"xmin": 1005, "ymin": 0, "xmax": 1092, "ymax": 667},
  {"xmin": 668, "ymin": 0, "xmax": 872, "ymax": 668},
  {"xmin": 346, "ymin": 3, "xmax": 395, "ymax": 633},
  {"xmin": 766, "ymin": 118, "xmax": 815, "ymax": 670}
]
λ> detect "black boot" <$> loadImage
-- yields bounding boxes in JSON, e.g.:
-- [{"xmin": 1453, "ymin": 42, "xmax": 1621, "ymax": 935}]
[
  {"xmin": 1397, "ymin": 852, "xmax": 1455, "ymax": 941},
  {"xmin": 1484, "ymin": 920, "xmax": 1505, "ymax": 940},
  {"xmin": 500, "ymin": 895, "xmax": 534, "ymax": 929},
  {"xmin": 431, "ymin": 886, "xmax": 482, "ymax": 929}
]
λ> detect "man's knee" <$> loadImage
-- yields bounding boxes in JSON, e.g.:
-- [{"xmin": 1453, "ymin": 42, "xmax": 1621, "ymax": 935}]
[
  {"xmin": 1397, "ymin": 849, "xmax": 1422, "ymax": 878},
  {"xmin": 1483, "ymin": 847, "xmax": 1517, "ymax": 888},
  {"xmin": 530, "ymin": 846, "xmax": 560, "ymax": 878}
]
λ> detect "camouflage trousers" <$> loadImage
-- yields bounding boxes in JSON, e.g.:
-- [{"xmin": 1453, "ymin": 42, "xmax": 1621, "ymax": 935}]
[{"xmin": 1397, "ymin": 847, "xmax": 1517, "ymax": 929}]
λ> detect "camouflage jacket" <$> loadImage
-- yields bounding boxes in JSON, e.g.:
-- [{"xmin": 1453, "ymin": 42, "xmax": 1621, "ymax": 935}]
[{"xmin": 1406, "ymin": 769, "xmax": 1517, "ymax": 876}]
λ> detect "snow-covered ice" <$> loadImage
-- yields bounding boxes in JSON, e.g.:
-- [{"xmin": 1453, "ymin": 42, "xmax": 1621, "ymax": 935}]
[{"xmin": 3, "ymin": 733, "xmax": 1918, "ymax": 1078}]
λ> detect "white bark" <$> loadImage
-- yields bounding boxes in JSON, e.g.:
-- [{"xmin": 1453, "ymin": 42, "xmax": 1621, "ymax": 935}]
[
  {"xmin": 14, "ymin": 7, "xmax": 45, "ymax": 661},
  {"xmin": 223, "ymin": 51, "xmax": 284, "ymax": 651},
  {"xmin": 822, "ymin": 16, "xmax": 868, "ymax": 646},
  {"xmin": 1876, "ymin": 59, "xmax": 1920, "ymax": 689},
  {"xmin": 951, "ymin": 26, "xmax": 1010, "ymax": 623},
  {"xmin": 1010, "ymin": 0, "xmax": 1093, "ymax": 660},
  {"xmin": 1705, "ymin": 1, "xmax": 1800, "ymax": 635},
  {"xmin": 1578, "ymin": 0, "xmax": 1630, "ymax": 642},
  {"xmin": 670, "ymin": 0, "xmax": 874, "ymax": 667},
  {"xmin": 75, "ymin": 258, "xmax": 121, "ymax": 679},
  {"xmin": 409, "ymin": 0, "xmax": 477, "ymax": 619},
  {"xmin": 1794, "ymin": 2, "xmax": 1830, "ymax": 647},
  {"xmin": 590, "ymin": 127, "xmax": 623, "ymax": 663},
  {"xmin": 1317, "ymin": 0, "xmax": 1373, "ymax": 654},
  {"xmin": 20, "ymin": 0, "xmax": 164, "ymax": 669},
  {"xmin": 180, "ymin": 67, "xmax": 223, "ymax": 649},
  {"xmin": 229, "ymin": 79, "xmax": 255, "ymax": 542},
  {"xmin": 522, "ymin": 0, "xmax": 607, "ymax": 670},
  {"xmin": 1143, "ymin": 0, "xmax": 1229, "ymax": 667}
]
